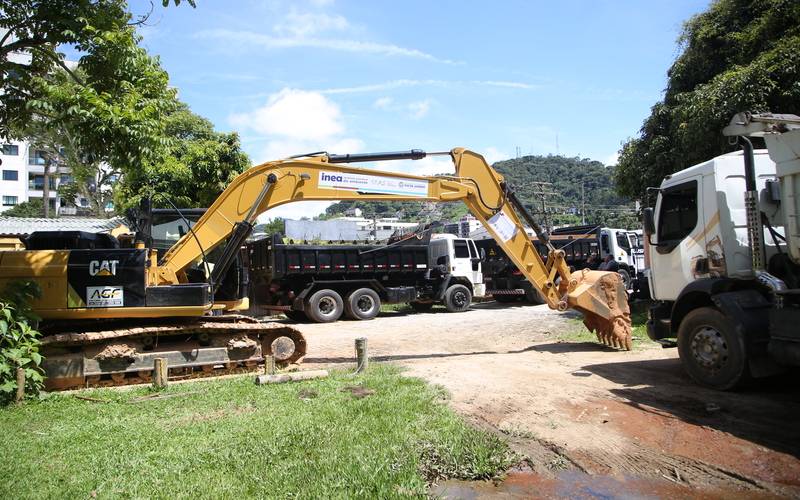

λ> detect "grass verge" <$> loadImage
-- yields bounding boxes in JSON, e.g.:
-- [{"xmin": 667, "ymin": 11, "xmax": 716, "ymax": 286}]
[{"xmin": 0, "ymin": 365, "xmax": 515, "ymax": 498}]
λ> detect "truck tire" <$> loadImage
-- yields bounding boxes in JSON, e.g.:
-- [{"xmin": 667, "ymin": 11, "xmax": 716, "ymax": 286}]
[
  {"xmin": 344, "ymin": 288, "xmax": 381, "ymax": 320},
  {"xmin": 284, "ymin": 310, "xmax": 308, "ymax": 322},
  {"xmin": 524, "ymin": 287, "xmax": 546, "ymax": 305},
  {"xmin": 677, "ymin": 306, "xmax": 749, "ymax": 390},
  {"xmin": 617, "ymin": 268, "xmax": 632, "ymax": 290},
  {"xmin": 410, "ymin": 301, "xmax": 434, "ymax": 312},
  {"xmin": 443, "ymin": 284, "xmax": 472, "ymax": 313},
  {"xmin": 305, "ymin": 289, "xmax": 344, "ymax": 323},
  {"xmin": 493, "ymin": 294, "xmax": 519, "ymax": 303}
]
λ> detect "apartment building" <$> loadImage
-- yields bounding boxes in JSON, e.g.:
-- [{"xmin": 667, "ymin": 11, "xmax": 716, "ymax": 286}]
[{"xmin": 0, "ymin": 139, "xmax": 79, "ymax": 214}]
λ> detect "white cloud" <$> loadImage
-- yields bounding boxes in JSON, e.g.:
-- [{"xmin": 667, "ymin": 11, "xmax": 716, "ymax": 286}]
[
  {"xmin": 195, "ymin": 29, "xmax": 457, "ymax": 64},
  {"xmin": 604, "ymin": 152, "xmax": 620, "ymax": 166},
  {"xmin": 373, "ymin": 96, "xmax": 393, "ymax": 109},
  {"xmin": 477, "ymin": 80, "xmax": 539, "ymax": 90},
  {"xmin": 482, "ymin": 147, "xmax": 508, "ymax": 165},
  {"xmin": 320, "ymin": 79, "xmax": 538, "ymax": 94},
  {"xmin": 407, "ymin": 99, "xmax": 432, "ymax": 119},
  {"xmin": 274, "ymin": 11, "xmax": 349, "ymax": 38},
  {"xmin": 370, "ymin": 96, "xmax": 434, "ymax": 120},
  {"xmin": 230, "ymin": 88, "xmax": 343, "ymax": 141},
  {"xmin": 236, "ymin": 88, "xmax": 365, "ymax": 222},
  {"xmin": 400, "ymin": 155, "xmax": 455, "ymax": 176}
]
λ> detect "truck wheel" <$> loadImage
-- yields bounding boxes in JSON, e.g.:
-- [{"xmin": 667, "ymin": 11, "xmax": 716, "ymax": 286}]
[
  {"xmin": 444, "ymin": 284, "xmax": 472, "ymax": 313},
  {"xmin": 305, "ymin": 289, "xmax": 344, "ymax": 323},
  {"xmin": 524, "ymin": 287, "xmax": 546, "ymax": 305},
  {"xmin": 493, "ymin": 294, "xmax": 519, "ymax": 303},
  {"xmin": 677, "ymin": 307, "xmax": 749, "ymax": 390},
  {"xmin": 410, "ymin": 301, "xmax": 434, "ymax": 312},
  {"xmin": 284, "ymin": 310, "xmax": 308, "ymax": 322},
  {"xmin": 617, "ymin": 269, "xmax": 632, "ymax": 290},
  {"xmin": 344, "ymin": 288, "xmax": 381, "ymax": 320}
]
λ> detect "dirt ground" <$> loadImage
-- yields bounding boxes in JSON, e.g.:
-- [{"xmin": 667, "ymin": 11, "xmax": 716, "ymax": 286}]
[{"xmin": 282, "ymin": 302, "xmax": 800, "ymax": 498}]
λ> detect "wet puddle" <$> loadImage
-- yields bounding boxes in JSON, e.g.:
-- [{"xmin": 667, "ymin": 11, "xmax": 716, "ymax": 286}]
[{"xmin": 432, "ymin": 470, "xmax": 770, "ymax": 499}]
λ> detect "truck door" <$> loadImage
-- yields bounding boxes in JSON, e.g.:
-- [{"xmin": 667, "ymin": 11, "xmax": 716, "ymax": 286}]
[
  {"xmin": 468, "ymin": 239, "xmax": 483, "ymax": 286},
  {"xmin": 451, "ymin": 239, "xmax": 475, "ymax": 284},
  {"xmin": 628, "ymin": 232, "xmax": 644, "ymax": 272},
  {"xmin": 649, "ymin": 177, "xmax": 704, "ymax": 301},
  {"xmin": 614, "ymin": 230, "xmax": 633, "ymax": 265}
]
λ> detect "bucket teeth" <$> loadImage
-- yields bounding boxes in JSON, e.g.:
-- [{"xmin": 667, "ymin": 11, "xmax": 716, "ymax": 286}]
[{"xmin": 568, "ymin": 270, "xmax": 633, "ymax": 351}]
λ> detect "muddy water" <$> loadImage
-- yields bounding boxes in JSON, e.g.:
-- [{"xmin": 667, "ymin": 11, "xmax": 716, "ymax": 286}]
[{"xmin": 432, "ymin": 470, "xmax": 779, "ymax": 499}]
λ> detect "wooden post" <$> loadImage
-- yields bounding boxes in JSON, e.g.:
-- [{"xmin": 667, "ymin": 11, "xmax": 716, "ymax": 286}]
[
  {"xmin": 264, "ymin": 355, "xmax": 276, "ymax": 375},
  {"xmin": 15, "ymin": 367, "xmax": 25, "ymax": 404},
  {"xmin": 354, "ymin": 337, "xmax": 368, "ymax": 374},
  {"xmin": 153, "ymin": 357, "xmax": 168, "ymax": 389}
]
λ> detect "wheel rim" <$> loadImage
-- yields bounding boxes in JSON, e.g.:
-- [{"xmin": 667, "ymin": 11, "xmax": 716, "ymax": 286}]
[
  {"xmin": 690, "ymin": 326, "xmax": 728, "ymax": 373},
  {"xmin": 318, "ymin": 296, "xmax": 337, "ymax": 316},
  {"xmin": 452, "ymin": 290, "xmax": 468, "ymax": 308},
  {"xmin": 356, "ymin": 295, "xmax": 375, "ymax": 313}
]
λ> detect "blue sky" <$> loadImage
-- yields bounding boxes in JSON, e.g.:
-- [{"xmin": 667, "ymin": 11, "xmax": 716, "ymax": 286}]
[{"xmin": 127, "ymin": 0, "xmax": 710, "ymax": 219}]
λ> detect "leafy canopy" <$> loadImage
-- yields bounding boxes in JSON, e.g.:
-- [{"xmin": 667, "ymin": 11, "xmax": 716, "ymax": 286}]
[
  {"xmin": 115, "ymin": 103, "xmax": 251, "ymax": 210},
  {"xmin": 615, "ymin": 0, "xmax": 800, "ymax": 200}
]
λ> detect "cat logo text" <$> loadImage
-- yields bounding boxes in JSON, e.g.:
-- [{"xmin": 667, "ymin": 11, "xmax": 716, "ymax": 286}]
[{"xmin": 89, "ymin": 260, "xmax": 119, "ymax": 277}]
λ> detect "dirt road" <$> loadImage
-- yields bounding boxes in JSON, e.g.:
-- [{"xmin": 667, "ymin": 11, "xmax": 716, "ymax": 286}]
[{"xmin": 284, "ymin": 302, "xmax": 800, "ymax": 497}]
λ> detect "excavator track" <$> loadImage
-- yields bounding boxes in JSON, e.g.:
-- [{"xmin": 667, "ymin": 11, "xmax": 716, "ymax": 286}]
[{"xmin": 40, "ymin": 316, "xmax": 307, "ymax": 390}]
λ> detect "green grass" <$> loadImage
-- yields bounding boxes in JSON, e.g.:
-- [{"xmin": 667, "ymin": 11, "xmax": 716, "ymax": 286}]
[
  {"xmin": 0, "ymin": 365, "xmax": 515, "ymax": 499},
  {"xmin": 563, "ymin": 310, "xmax": 656, "ymax": 349}
]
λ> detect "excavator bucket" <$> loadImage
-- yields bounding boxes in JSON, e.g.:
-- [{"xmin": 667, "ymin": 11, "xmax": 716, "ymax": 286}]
[{"xmin": 565, "ymin": 269, "xmax": 632, "ymax": 350}]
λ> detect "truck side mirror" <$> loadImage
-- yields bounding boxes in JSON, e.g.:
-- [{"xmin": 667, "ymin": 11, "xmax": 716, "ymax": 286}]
[{"xmin": 643, "ymin": 208, "xmax": 656, "ymax": 236}]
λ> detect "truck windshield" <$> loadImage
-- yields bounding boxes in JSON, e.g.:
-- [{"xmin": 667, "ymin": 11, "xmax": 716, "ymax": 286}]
[{"xmin": 616, "ymin": 232, "xmax": 630, "ymax": 251}]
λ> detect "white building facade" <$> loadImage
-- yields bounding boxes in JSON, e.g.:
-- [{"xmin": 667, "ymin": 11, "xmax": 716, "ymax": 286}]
[{"xmin": 0, "ymin": 138, "xmax": 78, "ymax": 214}]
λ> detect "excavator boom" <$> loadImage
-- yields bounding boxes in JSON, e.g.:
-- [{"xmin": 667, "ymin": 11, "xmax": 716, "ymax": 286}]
[{"xmin": 159, "ymin": 148, "xmax": 632, "ymax": 348}]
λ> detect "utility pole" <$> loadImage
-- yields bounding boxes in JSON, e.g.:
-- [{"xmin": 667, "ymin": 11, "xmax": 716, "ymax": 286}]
[
  {"xmin": 526, "ymin": 181, "xmax": 558, "ymax": 234},
  {"xmin": 581, "ymin": 181, "xmax": 586, "ymax": 224}
]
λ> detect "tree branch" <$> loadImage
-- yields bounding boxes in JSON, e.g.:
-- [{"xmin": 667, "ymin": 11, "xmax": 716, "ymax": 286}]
[
  {"xmin": 30, "ymin": 47, "xmax": 84, "ymax": 85},
  {"xmin": 0, "ymin": 36, "xmax": 46, "ymax": 56},
  {"xmin": 0, "ymin": 19, "xmax": 36, "ymax": 48}
]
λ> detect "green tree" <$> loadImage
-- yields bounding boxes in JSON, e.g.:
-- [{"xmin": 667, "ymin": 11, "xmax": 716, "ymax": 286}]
[
  {"xmin": 0, "ymin": 0, "xmax": 193, "ymax": 137},
  {"xmin": 13, "ymin": 26, "xmax": 178, "ymax": 217},
  {"xmin": 2, "ymin": 199, "xmax": 44, "ymax": 218},
  {"xmin": 615, "ymin": 0, "xmax": 800, "ymax": 200},
  {"xmin": 115, "ymin": 103, "xmax": 251, "ymax": 210}
]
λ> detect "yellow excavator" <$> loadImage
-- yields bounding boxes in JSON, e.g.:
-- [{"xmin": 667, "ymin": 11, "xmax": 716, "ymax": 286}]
[{"xmin": 0, "ymin": 148, "xmax": 631, "ymax": 389}]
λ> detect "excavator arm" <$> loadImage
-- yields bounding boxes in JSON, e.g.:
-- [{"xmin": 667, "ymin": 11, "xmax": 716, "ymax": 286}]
[{"xmin": 158, "ymin": 148, "xmax": 632, "ymax": 348}]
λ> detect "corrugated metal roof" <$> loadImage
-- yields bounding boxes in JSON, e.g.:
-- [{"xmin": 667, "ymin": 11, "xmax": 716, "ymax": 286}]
[{"xmin": 0, "ymin": 216, "xmax": 126, "ymax": 236}]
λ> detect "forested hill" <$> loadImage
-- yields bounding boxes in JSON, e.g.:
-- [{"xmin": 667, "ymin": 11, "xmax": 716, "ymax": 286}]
[{"xmin": 323, "ymin": 155, "xmax": 636, "ymax": 227}]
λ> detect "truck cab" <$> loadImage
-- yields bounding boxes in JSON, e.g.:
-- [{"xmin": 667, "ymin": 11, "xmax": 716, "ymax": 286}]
[
  {"xmin": 429, "ymin": 234, "xmax": 485, "ymax": 298},
  {"xmin": 644, "ymin": 147, "xmax": 799, "ymax": 389},
  {"xmin": 598, "ymin": 227, "xmax": 644, "ymax": 290}
]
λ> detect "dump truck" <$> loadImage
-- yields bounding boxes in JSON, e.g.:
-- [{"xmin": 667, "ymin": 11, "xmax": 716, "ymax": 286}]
[
  {"xmin": 0, "ymin": 148, "xmax": 632, "ymax": 389},
  {"xmin": 644, "ymin": 112, "xmax": 800, "ymax": 389},
  {"xmin": 476, "ymin": 225, "xmax": 646, "ymax": 303},
  {"xmin": 246, "ymin": 231, "xmax": 486, "ymax": 321}
]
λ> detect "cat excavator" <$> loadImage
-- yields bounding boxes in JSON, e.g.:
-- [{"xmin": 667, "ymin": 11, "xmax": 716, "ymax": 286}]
[{"xmin": 0, "ymin": 148, "xmax": 631, "ymax": 389}]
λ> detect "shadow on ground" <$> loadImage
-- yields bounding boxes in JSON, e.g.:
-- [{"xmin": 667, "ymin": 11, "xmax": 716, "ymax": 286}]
[{"xmin": 581, "ymin": 354, "xmax": 800, "ymax": 459}]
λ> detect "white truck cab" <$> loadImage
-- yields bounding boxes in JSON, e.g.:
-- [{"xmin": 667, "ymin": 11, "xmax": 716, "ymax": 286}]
[
  {"xmin": 644, "ymin": 137, "xmax": 799, "ymax": 390},
  {"xmin": 646, "ymin": 150, "xmax": 782, "ymax": 301},
  {"xmin": 598, "ymin": 227, "xmax": 645, "ymax": 290},
  {"xmin": 429, "ymin": 234, "xmax": 485, "ymax": 298}
]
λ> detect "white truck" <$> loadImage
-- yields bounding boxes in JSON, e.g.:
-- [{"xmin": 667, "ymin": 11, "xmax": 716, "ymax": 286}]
[{"xmin": 644, "ymin": 112, "xmax": 800, "ymax": 389}]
